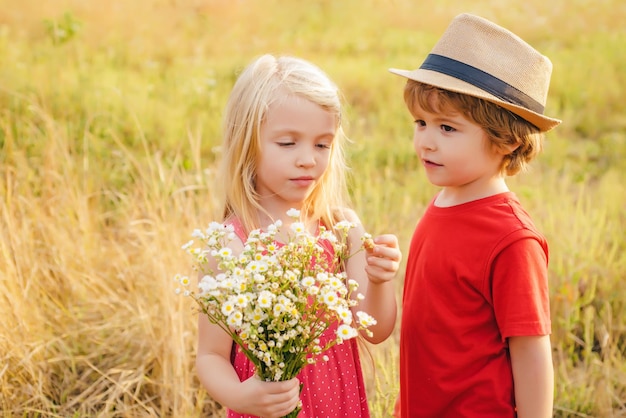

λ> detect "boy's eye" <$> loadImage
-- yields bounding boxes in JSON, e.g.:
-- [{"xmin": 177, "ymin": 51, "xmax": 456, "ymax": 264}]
[
  {"xmin": 441, "ymin": 125, "xmax": 455, "ymax": 132},
  {"xmin": 414, "ymin": 119, "xmax": 426, "ymax": 127}
]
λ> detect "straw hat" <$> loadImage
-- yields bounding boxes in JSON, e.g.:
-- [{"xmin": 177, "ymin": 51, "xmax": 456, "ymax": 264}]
[{"xmin": 389, "ymin": 13, "xmax": 561, "ymax": 132}]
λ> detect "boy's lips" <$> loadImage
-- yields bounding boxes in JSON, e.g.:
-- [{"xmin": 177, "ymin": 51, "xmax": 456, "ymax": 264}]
[{"xmin": 422, "ymin": 158, "xmax": 443, "ymax": 167}]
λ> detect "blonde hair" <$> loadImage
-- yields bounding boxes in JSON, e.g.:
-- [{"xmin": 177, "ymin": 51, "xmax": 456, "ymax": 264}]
[
  {"xmin": 404, "ymin": 81, "xmax": 544, "ymax": 176},
  {"xmin": 220, "ymin": 54, "xmax": 350, "ymax": 233}
]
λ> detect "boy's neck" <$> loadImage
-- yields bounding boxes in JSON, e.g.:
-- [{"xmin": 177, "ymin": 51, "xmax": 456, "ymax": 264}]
[{"xmin": 434, "ymin": 180, "xmax": 510, "ymax": 207}]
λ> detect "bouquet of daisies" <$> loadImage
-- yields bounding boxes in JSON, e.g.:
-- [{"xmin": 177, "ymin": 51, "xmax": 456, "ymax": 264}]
[{"xmin": 175, "ymin": 209, "xmax": 376, "ymax": 417}]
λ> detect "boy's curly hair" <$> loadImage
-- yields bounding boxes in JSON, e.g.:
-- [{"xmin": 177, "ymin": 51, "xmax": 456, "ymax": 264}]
[{"xmin": 404, "ymin": 80, "xmax": 544, "ymax": 176}]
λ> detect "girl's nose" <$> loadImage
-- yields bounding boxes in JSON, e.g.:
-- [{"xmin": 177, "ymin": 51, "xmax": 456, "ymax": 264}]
[{"xmin": 296, "ymin": 152, "xmax": 316, "ymax": 168}]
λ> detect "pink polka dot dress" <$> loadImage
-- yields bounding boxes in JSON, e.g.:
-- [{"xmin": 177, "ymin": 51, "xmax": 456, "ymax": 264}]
[{"xmin": 226, "ymin": 219, "xmax": 370, "ymax": 418}]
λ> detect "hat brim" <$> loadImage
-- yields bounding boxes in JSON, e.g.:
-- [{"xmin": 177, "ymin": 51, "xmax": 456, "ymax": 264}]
[{"xmin": 389, "ymin": 68, "xmax": 561, "ymax": 133}]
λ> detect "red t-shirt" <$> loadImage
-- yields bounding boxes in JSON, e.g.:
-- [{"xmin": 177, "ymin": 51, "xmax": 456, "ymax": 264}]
[{"xmin": 399, "ymin": 192, "xmax": 551, "ymax": 417}]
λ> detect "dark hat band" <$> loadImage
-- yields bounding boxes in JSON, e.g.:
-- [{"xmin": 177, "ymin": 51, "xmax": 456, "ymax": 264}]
[{"xmin": 420, "ymin": 54, "xmax": 545, "ymax": 114}]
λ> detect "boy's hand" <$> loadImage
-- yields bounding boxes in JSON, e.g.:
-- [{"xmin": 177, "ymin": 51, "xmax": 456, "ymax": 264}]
[{"xmin": 364, "ymin": 234, "xmax": 401, "ymax": 285}]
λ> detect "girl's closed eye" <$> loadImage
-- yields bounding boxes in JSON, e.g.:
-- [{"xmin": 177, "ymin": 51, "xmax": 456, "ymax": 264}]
[{"xmin": 277, "ymin": 139, "xmax": 295, "ymax": 147}]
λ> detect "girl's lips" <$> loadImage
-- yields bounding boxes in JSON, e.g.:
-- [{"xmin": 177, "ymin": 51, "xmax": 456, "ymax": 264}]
[{"xmin": 291, "ymin": 177, "xmax": 314, "ymax": 187}]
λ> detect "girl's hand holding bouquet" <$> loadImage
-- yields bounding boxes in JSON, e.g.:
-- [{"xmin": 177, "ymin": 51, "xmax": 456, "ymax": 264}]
[{"xmin": 175, "ymin": 209, "xmax": 377, "ymax": 418}]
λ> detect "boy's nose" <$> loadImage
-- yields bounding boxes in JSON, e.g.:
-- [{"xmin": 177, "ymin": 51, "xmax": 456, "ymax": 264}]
[{"xmin": 415, "ymin": 131, "xmax": 435, "ymax": 151}]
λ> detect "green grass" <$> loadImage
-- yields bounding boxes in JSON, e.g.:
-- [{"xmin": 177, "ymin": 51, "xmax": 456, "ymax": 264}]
[{"xmin": 1, "ymin": 0, "xmax": 625, "ymax": 416}]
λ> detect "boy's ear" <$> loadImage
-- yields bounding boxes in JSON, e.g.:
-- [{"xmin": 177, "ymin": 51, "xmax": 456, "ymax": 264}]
[
  {"xmin": 499, "ymin": 143, "xmax": 520, "ymax": 155},
  {"xmin": 497, "ymin": 137, "xmax": 520, "ymax": 155}
]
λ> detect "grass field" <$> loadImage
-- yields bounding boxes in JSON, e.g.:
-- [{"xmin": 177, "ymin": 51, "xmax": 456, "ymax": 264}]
[{"xmin": 1, "ymin": 0, "xmax": 625, "ymax": 416}]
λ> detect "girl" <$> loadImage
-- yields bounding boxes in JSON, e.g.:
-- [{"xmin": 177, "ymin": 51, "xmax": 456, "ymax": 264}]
[{"xmin": 196, "ymin": 54, "xmax": 402, "ymax": 418}]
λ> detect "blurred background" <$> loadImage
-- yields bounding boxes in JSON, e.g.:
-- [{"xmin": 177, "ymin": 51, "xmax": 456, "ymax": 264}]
[{"xmin": 1, "ymin": 0, "xmax": 625, "ymax": 416}]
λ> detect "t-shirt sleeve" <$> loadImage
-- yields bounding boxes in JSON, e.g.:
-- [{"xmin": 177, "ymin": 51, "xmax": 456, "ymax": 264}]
[{"xmin": 491, "ymin": 237, "xmax": 551, "ymax": 341}]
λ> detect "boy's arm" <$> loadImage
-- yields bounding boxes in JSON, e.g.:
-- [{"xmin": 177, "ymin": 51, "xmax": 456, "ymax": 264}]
[{"xmin": 508, "ymin": 335, "xmax": 554, "ymax": 418}]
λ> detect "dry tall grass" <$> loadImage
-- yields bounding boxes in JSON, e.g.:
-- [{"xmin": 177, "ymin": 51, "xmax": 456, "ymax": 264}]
[{"xmin": 1, "ymin": 0, "xmax": 625, "ymax": 417}]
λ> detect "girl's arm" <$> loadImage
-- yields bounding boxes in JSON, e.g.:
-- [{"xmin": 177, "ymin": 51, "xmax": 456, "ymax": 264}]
[
  {"xmin": 195, "ymin": 241, "xmax": 300, "ymax": 418},
  {"xmin": 342, "ymin": 209, "xmax": 401, "ymax": 344},
  {"xmin": 196, "ymin": 317, "xmax": 300, "ymax": 418},
  {"xmin": 508, "ymin": 335, "xmax": 554, "ymax": 418}
]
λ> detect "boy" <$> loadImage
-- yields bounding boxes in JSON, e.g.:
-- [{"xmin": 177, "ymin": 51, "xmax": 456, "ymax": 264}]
[{"xmin": 390, "ymin": 13, "xmax": 560, "ymax": 418}]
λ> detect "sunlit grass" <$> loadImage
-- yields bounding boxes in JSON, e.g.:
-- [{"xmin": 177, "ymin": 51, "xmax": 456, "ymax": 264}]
[{"xmin": 1, "ymin": 0, "xmax": 625, "ymax": 416}]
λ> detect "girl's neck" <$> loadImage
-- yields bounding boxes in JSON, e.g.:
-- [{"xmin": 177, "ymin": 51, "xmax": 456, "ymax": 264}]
[
  {"xmin": 258, "ymin": 212, "xmax": 319, "ymax": 243},
  {"xmin": 257, "ymin": 209, "xmax": 319, "ymax": 236}
]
